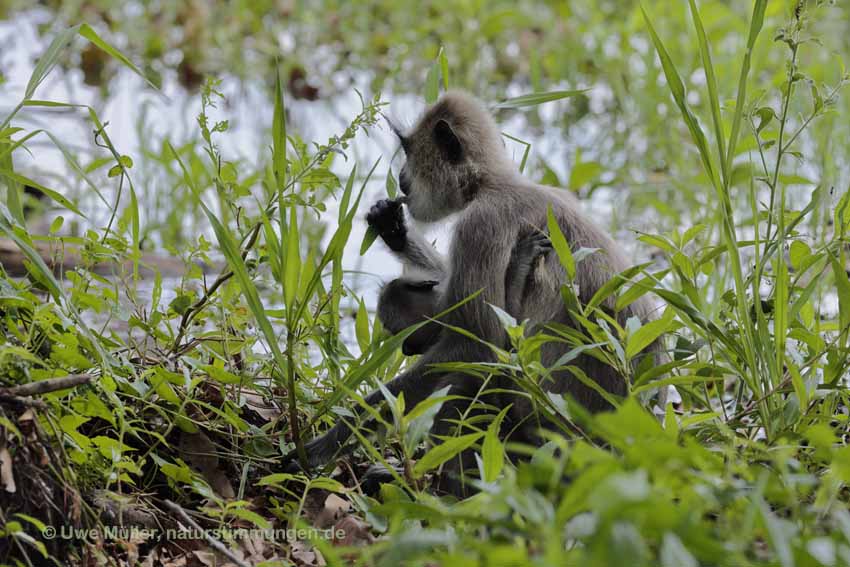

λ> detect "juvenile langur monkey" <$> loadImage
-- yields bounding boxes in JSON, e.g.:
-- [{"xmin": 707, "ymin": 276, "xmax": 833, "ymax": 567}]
[
  {"xmin": 291, "ymin": 92, "xmax": 659, "ymax": 493},
  {"xmin": 369, "ymin": 195, "xmax": 551, "ymax": 355}
]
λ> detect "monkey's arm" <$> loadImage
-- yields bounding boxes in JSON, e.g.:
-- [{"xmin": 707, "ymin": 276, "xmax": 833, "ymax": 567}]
[
  {"xmin": 367, "ymin": 199, "xmax": 446, "ymax": 278},
  {"xmin": 439, "ymin": 206, "xmax": 514, "ymax": 345},
  {"xmin": 399, "ymin": 227, "xmax": 446, "ymax": 279},
  {"xmin": 294, "ymin": 346, "xmax": 452, "ymax": 468},
  {"xmin": 505, "ymin": 230, "xmax": 552, "ymax": 316}
]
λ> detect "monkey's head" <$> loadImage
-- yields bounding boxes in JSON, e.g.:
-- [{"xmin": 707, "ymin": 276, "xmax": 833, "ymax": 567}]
[{"xmin": 391, "ymin": 91, "xmax": 510, "ymax": 223}]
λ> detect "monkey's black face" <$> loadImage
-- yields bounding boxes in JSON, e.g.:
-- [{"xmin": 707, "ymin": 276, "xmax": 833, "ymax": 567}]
[{"xmin": 395, "ymin": 119, "xmax": 475, "ymax": 223}]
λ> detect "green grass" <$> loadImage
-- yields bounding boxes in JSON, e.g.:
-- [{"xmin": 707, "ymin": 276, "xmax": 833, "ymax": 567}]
[{"xmin": 1, "ymin": 1, "xmax": 850, "ymax": 566}]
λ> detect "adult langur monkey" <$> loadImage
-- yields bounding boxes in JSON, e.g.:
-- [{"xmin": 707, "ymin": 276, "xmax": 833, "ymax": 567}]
[{"xmin": 286, "ymin": 92, "xmax": 661, "ymax": 494}]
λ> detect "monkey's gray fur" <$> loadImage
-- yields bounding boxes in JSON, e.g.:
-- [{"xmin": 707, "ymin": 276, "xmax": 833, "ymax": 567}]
[
  {"xmin": 289, "ymin": 91, "xmax": 660, "ymax": 494},
  {"xmin": 374, "ymin": 218, "xmax": 552, "ymax": 356}
]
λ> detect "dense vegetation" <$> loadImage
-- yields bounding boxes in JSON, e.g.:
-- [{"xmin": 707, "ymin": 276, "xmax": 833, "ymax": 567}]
[{"xmin": 1, "ymin": 1, "xmax": 850, "ymax": 565}]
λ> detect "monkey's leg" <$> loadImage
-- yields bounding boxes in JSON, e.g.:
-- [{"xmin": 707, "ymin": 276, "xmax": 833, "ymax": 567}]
[
  {"xmin": 504, "ymin": 230, "xmax": 552, "ymax": 316},
  {"xmin": 428, "ymin": 373, "xmax": 499, "ymax": 498},
  {"xmin": 377, "ymin": 278, "xmax": 443, "ymax": 355},
  {"xmin": 287, "ymin": 358, "xmax": 440, "ymax": 470}
]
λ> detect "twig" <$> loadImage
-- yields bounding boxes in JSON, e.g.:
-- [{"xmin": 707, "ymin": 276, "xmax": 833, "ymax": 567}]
[
  {"xmin": 0, "ymin": 374, "xmax": 92, "ymax": 397},
  {"xmin": 162, "ymin": 500, "xmax": 250, "ymax": 567},
  {"xmin": 0, "ymin": 395, "xmax": 48, "ymax": 409}
]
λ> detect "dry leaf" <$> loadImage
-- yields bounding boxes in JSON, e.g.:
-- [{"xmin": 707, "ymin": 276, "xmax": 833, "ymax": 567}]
[
  {"xmin": 178, "ymin": 432, "xmax": 235, "ymax": 499},
  {"xmin": 0, "ymin": 445, "xmax": 15, "ymax": 493},
  {"xmin": 333, "ymin": 515, "xmax": 373, "ymax": 547},
  {"xmin": 314, "ymin": 493, "xmax": 350, "ymax": 529},
  {"xmin": 291, "ymin": 540, "xmax": 325, "ymax": 566},
  {"xmin": 241, "ymin": 391, "xmax": 281, "ymax": 421}
]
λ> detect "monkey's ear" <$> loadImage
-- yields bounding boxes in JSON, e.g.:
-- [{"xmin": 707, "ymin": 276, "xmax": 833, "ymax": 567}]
[{"xmin": 434, "ymin": 119, "xmax": 463, "ymax": 163}]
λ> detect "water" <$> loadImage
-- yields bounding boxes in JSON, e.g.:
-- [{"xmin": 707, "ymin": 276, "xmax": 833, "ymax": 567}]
[{"xmin": 1, "ymin": 10, "xmax": 661, "ymax": 346}]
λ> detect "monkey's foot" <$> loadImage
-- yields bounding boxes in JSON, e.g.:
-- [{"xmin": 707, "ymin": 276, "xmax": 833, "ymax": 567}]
[{"xmin": 359, "ymin": 463, "xmax": 405, "ymax": 495}]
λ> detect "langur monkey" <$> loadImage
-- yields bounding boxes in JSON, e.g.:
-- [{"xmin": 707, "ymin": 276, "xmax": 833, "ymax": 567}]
[{"xmin": 288, "ymin": 92, "xmax": 661, "ymax": 495}]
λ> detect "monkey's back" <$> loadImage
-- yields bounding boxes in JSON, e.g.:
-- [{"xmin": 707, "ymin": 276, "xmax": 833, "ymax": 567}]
[{"xmin": 477, "ymin": 178, "xmax": 658, "ymax": 411}]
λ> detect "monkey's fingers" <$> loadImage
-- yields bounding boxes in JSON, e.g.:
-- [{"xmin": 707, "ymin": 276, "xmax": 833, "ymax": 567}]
[
  {"xmin": 530, "ymin": 232, "xmax": 553, "ymax": 254},
  {"xmin": 366, "ymin": 198, "xmax": 403, "ymax": 223},
  {"xmin": 282, "ymin": 457, "xmax": 306, "ymax": 475}
]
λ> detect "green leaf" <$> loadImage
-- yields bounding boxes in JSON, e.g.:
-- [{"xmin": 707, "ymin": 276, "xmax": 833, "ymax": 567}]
[
  {"xmin": 404, "ymin": 388, "xmax": 455, "ymax": 453},
  {"xmin": 386, "ymin": 169, "xmax": 398, "ymax": 199},
  {"xmin": 200, "ymin": 364, "xmax": 244, "ymax": 385},
  {"xmin": 439, "ymin": 48, "xmax": 450, "ymax": 90},
  {"xmin": 568, "ymin": 160, "xmax": 603, "ymax": 191},
  {"xmin": 754, "ymin": 107, "xmax": 775, "ymax": 134},
  {"xmin": 283, "ymin": 205, "xmax": 301, "ymax": 313},
  {"xmin": 413, "ymin": 432, "xmax": 483, "ymax": 478},
  {"xmin": 79, "ymin": 24, "xmax": 158, "ymax": 90},
  {"xmin": 626, "ymin": 308, "xmax": 674, "ymax": 359},
  {"xmin": 425, "ymin": 58, "xmax": 440, "ymax": 104},
  {"xmin": 493, "ymin": 89, "xmax": 590, "ymax": 109},
  {"xmin": 127, "ymin": 178, "xmax": 140, "ymax": 280},
  {"xmin": 168, "ymin": 142, "xmax": 290, "ymax": 394},
  {"xmin": 642, "ymin": 4, "xmax": 718, "ymax": 187},
  {"xmin": 831, "ymin": 254, "xmax": 850, "ymax": 340},
  {"xmin": 49, "ymin": 216, "xmax": 64, "ymax": 234},
  {"xmin": 355, "ymin": 298, "xmax": 370, "ymax": 352},
  {"xmin": 0, "ymin": 141, "xmax": 23, "ymax": 224},
  {"xmin": 688, "ymin": 0, "xmax": 727, "ymax": 184},
  {"xmin": 25, "ymin": 25, "xmax": 80, "ymax": 100},
  {"xmin": 724, "ymin": 0, "xmax": 767, "ymax": 173},
  {"xmin": 481, "ymin": 407, "xmax": 510, "ymax": 482},
  {"xmin": 0, "ymin": 169, "xmax": 85, "ymax": 218},
  {"xmin": 663, "ymin": 402, "xmax": 679, "ymax": 437},
  {"xmin": 789, "ymin": 240, "xmax": 811, "ymax": 271},
  {"xmin": 273, "ymin": 65, "xmax": 287, "ymax": 187},
  {"xmin": 360, "ymin": 226, "xmax": 379, "ymax": 256},
  {"xmin": 229, "ymin": 508, "xmax": 271, "ymax": 529},
  {"xmin": 587, "ymin": 263, "xmax": 653, "ymax": 312},
  {"xmin": 547, "ymin": 205, "xmax": 575, "ymax": 280}
]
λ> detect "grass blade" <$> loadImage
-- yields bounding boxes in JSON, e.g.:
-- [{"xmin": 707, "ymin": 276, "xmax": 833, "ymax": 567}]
[
  {"xmin": 0, "ymin": 169, "xmax": 85, "ymax": 218},
  {"xmin": 79, "ymin": 24, "xmax": 159, "ymax": 90},
  {"xmin": 283, "ymin": 204, "xmax": 300, "ymax": 314},
  {"xmin": 688, "ymin": 0, "xmax": 728, "ymax": 185},
  {"xmin": 25, "ymin": 25, "xmax": 81, "ymax": 100},
  {"xmin": 493, "ymin": 89, "xmax": 589, "ymax": 110},
  {"xmin": 725, "ymin": 0, "xmax": 767, "ymax": 173},
  {"xmin": 641, "ymin": 4, "xmax": 718, "ymax": 188},
  {"xmin": 547, "ymin": 205, "xmax": 575, "ymax": 280}
]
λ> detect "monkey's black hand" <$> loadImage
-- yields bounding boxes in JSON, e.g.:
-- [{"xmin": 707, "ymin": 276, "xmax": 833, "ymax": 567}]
[
  {"xmin": 519, "ymin": 230, "xmax": 553, "ymax": 263},
  {"xmin": 367, "ymin": 199, "xmax": 407, "ymax": 252},
  {"xmin": 280, "ymin": 422, "xmax": 352, "ymax": 476}
]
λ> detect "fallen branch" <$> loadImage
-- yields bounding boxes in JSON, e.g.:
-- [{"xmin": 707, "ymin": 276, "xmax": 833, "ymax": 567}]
[
  {"xmin": 0, "ymin": 237, "xmax": 219, "ymax": 278},
  {"xmin": 0, "ymin": 374, "xmax": 92, "ymax": 398},
  {"xmin": 0, "ymin": 395, "xmax": 48, "ymax": 409},
  {"xmin": 162, "ymin": 500, "xmax": 250, "ymax": 567}
]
